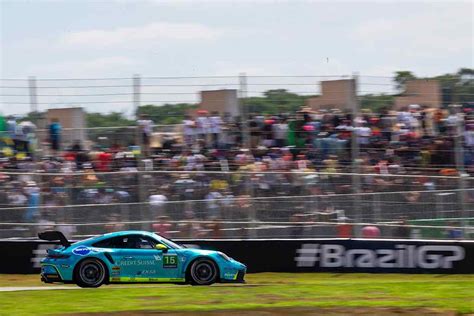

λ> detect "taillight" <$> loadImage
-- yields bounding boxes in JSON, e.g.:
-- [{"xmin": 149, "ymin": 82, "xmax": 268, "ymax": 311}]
[{"xmin": 47, "ymin": 253, "xmax": 70, "ymax": 259}]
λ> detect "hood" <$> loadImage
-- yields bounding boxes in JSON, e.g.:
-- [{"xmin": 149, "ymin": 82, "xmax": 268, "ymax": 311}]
[{"xmin": 183, "ymin": 248, "xmax": 218, "ymax": 256}]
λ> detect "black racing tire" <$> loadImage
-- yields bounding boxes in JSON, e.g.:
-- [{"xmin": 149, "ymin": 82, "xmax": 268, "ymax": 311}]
[
  {"xmin": 74, "ymin": 258, "xmax": 108, "ymax": 288},
  {"xmin": 189, "ymin": 258, "xmax": 218, "ymax": 286}
]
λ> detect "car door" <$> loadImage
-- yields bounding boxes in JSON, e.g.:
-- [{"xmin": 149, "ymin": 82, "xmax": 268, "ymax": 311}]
[
  {"xmin": 94, "ymin": 234, "xmax": 161, "ymax": 281},
  {"xmin": 158, "ymin": 247, "xmax": 183, "ymax": 281},
  {"xmin": 94, "ymin": 234, "xmax": 182, "ymax": 282},
  {"xmin": 115, "ymin": 235, "xmax": 163, "ymax": 281}
]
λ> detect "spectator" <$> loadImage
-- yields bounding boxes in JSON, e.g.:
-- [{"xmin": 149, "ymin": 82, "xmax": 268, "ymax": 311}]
[
  {"xmin": 196, "ymin": 110, "xmax": 210, "ymax": 147},
  {"xmin": 149, "ymin": 192, "xmax": 168, "ymax": 218},
  {"xmin": 336, "ymin": 217, "xmax": 353, "ymax": 238},
  {"xmin": 49, "ymin": 118, "xmax": 62, "ymax": 154},
  {"xmin": 209, "ymin": 111, "xmax": 222, "ymax": 148},
  {"xmin": 393, "ymin": 218, "xmax": 411, "ymax": 238},
  {"xmin": 24, "ymin": 181, "xmax": 40, "ymax": 222},
  {"xmin": 361, "ymin": 225, "xmax": 381, "ymax": 238},
  {"xmin": 182, "ymin": 115, "xmax": 196, "ymax": 147},
  {"xmin": 272, "ymin": 117, "xmax": 288, "ymax": 147},
  {"xmin": 152, "ymin": 216, "xmax": 173, "ymax": 238},
  {"xmin": 137, "ymin": 114, "xmax": 153, "ymax": 156},
  {"xmin": 446, "ymin": 222, "xmax": 463, "ymax": 239}
]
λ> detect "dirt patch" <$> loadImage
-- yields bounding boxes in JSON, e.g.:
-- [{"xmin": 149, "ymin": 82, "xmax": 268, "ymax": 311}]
[{"xmin": 69, "ymin": 307, "xmax": 458, "ymax": 316}]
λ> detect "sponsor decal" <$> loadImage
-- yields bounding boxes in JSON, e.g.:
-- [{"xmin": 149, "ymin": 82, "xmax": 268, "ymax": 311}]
[
  {"xmin": 118, "ymin": 259, "xmax": 156, "ymax": 266},
  {"xmin": 60, "ymin": 264, "xmax": 70, "ymax": 269},
  {"xmin": 72, "ymin": 246, "xmax": 92, "ymax": 256},
  {"xmin": 224, "ymin": 271, "xmax": 238, "ymax": 279},
  {"xmin": 163, "ymin": 255, "xmax": 178, "ymax": 268},
  {"xmin": 112, "ymin": 266, "xmax": 121, "ymax": 271},
  {"xmin": 153, "ymin": 255, "xmax": 162, "ymax": 261},
  {"xmin": 137, "ymin": 270, "xmax": 156, "ymax": 275},
  {"xmin": 295, "ymin": 244, "xmax": 465, "ymax": 269}
]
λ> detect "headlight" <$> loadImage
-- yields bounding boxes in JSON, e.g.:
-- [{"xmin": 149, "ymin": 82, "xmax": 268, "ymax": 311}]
[{"xmin": 217, "ymin": 252, "xmax": 232, "ymax": 261}]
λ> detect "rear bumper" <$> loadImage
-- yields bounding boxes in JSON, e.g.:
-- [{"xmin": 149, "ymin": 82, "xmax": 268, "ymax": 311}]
[{"xmin": 40, "ymin": 264, "xmax": 63, "ymax": 283}]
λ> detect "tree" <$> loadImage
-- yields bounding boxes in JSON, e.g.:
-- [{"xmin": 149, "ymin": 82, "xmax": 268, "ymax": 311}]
[
  {"xmin": 244, "ymin": 89, "xmax": 310, "ymax": 115},
  {"xmin": 394, "ymin": 71, "xmax": 417, "ymax": 92},
  {"xmin": 433, "ymin": 68, "xmax": 474, "ymax": 106},
  {"xmin": 360, "ymin": 94, "xmax": 395, "ymax": 113},
  {"xmin": 86, "ymin": 112, "xmax": 133, "ymax": 128},
  {"xmin": 136, "ymin": 103, "xmax": 197, "ymax": 124}
]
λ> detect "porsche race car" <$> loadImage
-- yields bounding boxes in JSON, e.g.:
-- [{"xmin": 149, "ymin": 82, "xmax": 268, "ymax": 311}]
[{"xmin": 39, "ymin": 230, "xmax": 246, "ymax": 287}]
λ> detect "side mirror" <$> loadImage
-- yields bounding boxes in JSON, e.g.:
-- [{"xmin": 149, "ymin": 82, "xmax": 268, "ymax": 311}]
[{"xmin": 155, "ymin": 243, "xmax": 168, "ymax": 252}]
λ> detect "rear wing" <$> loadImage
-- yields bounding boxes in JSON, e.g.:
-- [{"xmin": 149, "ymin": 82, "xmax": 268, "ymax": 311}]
[{"xmin": 38, "ymin": 231, "xmax": 71, "ymax": 247}]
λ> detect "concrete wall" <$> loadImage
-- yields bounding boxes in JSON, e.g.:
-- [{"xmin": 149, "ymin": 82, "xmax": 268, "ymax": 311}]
[
  {"xmin": 306, "ymin": 79, "xmax": 357, "ymax": 112},
  {"xmin": 197, "ymin": 89, "xmax": 240, "ymax": 117},
  {"xmin": 43, "ymin": 107, "xmax": 86, "ymax": 147},
  {"xmin": 394, "ymin": 79, "xmax": 441, "ymax": 110}
]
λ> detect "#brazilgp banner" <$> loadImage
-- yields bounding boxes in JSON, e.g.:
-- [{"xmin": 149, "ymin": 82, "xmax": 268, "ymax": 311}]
[{"xmin": 1, "ymin": 238, "xmax": 473, "ymax": 274}]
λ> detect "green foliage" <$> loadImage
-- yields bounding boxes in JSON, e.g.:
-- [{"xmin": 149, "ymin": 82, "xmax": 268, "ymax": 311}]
[
  {"xmin": 136, "ymin": 103, "xmax": 198, "ymax": 124},
  {"xmin": 433, "ymin": 68, "xmax": 474, "ymax": 106},
  {"xmin": 394, "ymin": 71, "xmax": 417, "ymax": 91},
  {"xmin": 86, "ymin": 112, "xmax": 133, "ymax": 128},
  {"xmin": 360, "ymin": 94, "xmax": 395, "ymax": 112},
  {"xmin": 0, "ymin": 273, "xmax": 473, "ymax": 315},
  {"xmin": 244, "ymin": 89, "xmax": 311, "ymax": 115}
]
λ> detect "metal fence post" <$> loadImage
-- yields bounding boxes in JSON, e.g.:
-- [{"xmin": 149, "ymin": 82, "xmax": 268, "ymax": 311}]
[
  {"xmin": 28, "ymin": 76, "xmax": 38, "ymax": 115},
  {"xmin": 351, "ymin": 74, "xmax": 361, "ymax": 233},
  {"xmin": 454, "ymin": 112, "xmax": 468, "ymax": 237},
  {"xmin": 239, "ymin": 73, "xmax": 250, "ymax": 149},
  {"xmin": 133, "ymin": 74, "xmax": 141, "ymax": 152},
  {"xmin": 459, "ymin": 174, "xmax": 468, "ymax": 236},
  {"xmin": 133, "ymin": 74, "xmax": 141, "ymax": 118}
]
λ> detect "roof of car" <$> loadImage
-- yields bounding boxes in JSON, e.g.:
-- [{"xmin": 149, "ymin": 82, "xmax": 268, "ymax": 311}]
[{"xmin": 76, "ymin": 230, "xmax": 158, "ymax": 245}]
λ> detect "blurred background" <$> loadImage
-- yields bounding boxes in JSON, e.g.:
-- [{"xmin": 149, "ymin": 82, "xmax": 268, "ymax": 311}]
[{"xmin": 1, "ymin": 0, "xmax": 473, "ymax": 241}]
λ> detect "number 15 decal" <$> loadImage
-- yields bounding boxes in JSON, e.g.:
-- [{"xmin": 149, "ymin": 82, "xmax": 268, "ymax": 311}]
[{"xmin": 163, "ymin": 255, "xmax": 178, "ymax": 268}]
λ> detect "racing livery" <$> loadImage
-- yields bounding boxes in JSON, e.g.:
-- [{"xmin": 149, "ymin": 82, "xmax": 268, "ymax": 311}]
[{"xmin": 39, "ymin": 230, "xmax": 246, "ymax": 287}]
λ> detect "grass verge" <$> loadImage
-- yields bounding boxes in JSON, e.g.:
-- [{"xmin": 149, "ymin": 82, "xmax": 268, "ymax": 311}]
[{"xmin": 0, "ymin": 273, "xmax": 472, "ymax": 315}]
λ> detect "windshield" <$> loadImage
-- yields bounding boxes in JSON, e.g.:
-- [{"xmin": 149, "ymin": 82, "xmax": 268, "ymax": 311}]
[{"xmin": 154, "ymin": 233, "xmax": 183, "ymax": 249}]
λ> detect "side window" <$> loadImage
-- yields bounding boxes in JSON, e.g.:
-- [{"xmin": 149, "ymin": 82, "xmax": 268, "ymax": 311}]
[
  {"xmin": 93, "ymin": 236, "xmax": 126, "ymax": 248},
  {"xmin": 124, "ymin": 235, "xmax": 157, "ymax": 249},
  {"xmin": 93, "ymin": 235, "xmax": 157, "ymax": 249}
]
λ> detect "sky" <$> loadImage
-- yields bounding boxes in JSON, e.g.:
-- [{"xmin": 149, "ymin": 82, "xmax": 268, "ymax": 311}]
[{"xmin": 0, "ymin": 0, "xmax": 473, "ymax": 115}]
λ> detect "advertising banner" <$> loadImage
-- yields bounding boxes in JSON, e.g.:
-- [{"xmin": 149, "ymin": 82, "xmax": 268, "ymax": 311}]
[{"xmin": 1, "ymin": 239, "xmax": 473, "ymax": 274}]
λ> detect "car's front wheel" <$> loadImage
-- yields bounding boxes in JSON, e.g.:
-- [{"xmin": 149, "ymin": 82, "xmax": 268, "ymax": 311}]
[
  {"xmin": 189, "ymin": 258, "xmax": 218, "ymax": 285},
  {"xmin": 74, "ymin": 258, "xmax": 107, "ymax": 288}
]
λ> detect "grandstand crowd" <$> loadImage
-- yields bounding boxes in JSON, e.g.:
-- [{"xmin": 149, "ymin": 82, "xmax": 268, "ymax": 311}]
[{"xmin": 0, "ymin": 105, "xmax": 473, "ymax": 239}]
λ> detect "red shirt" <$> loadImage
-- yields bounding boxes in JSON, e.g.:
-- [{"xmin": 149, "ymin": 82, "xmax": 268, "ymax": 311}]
[{"xmin": 97, "ymin": 152, "xmax": 112, "ymax": 172}]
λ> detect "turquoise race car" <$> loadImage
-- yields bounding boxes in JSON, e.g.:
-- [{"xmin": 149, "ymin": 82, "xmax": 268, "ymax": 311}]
[{"xmin": 38, "ymin": 230, "xmax": 246, "ymax": 288}]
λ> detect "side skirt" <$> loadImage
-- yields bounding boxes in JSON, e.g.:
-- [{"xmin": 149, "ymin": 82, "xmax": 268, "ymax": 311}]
[{"xmin": 109, "ymin": 277, "xmax": 186, "ymax": 283}]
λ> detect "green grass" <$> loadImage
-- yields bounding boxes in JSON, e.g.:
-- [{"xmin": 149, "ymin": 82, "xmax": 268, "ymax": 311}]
[{"xmin": 0, "ymin": 273, "xmax": 473, "ymax": 315}]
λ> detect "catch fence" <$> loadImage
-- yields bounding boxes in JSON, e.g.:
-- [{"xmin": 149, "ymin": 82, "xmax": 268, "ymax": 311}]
[{"xmin": 0, "ymin": 170, "xmax": 472, "ymax": 239}]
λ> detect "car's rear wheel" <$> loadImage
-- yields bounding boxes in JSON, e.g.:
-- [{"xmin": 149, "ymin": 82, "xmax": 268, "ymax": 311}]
[
  {"xmin": 74, "ymin": 258, "xmax": 107, "ymax": 288},
  {"xmin": 189, "ymin": 258, "xmax": 218, "ymax": 286}
]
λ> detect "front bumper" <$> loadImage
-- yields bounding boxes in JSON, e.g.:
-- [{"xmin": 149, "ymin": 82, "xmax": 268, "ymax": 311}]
[{"xmin": 221, "ymin": 269, "xmax": 246, "ymax": 283}]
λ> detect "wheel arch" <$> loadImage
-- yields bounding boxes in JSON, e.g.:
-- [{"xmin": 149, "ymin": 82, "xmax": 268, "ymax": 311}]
[
  {"xmin": 73, "ymin": 256, "xmax": 110, "ymax": 284},
  {"xmin": 185, "ymin": 256, "xmax": 221, "ymax": 283}
]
